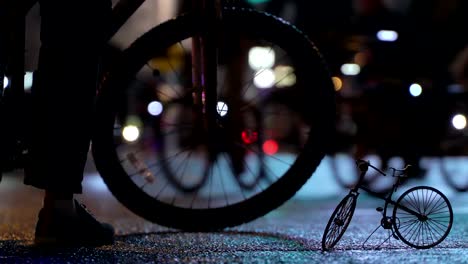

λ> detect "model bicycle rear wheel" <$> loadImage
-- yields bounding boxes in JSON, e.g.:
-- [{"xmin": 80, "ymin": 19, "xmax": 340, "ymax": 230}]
[
  {"xmin": 92, "ymin": 8, "xmax": 335, "ymax": 231},
  {"xmin": 393, "ymin": 186, "xmax": 453, "ymax": 249},
  {"xmin": 322, "ymin": 194, "xmax": 357, "ymax": 251}
]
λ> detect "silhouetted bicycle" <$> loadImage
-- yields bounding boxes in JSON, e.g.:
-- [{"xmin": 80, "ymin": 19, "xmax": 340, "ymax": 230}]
[
  {"xmin": 322, "ymin": 159, "xmax": 453, "ymax": 250},
  {"xmin": 1, "ymin": 0, "xmax": 335, "ymax": 231}
]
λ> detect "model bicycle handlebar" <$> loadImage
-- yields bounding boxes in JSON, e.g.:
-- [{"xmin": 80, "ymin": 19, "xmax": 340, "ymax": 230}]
[{"xmin": 356, "ymin": 159, "xmax": 411, "ymax": 178}]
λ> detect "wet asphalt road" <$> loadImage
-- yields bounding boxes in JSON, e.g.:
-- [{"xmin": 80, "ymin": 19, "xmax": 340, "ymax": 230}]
[{"xmin": 0, "ymin": 169, "xmax": 468, "ymax": 263}]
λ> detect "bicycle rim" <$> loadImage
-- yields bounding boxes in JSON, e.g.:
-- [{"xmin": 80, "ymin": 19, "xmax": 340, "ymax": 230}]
[
  {"xmin": 322, "ymin": 194, "xmax": 357, "ymax": 251},
  {"xmin": 393, "ymin": 186, "xmax": 453, "ymax": 249},
  {"xmin": 93, "ymin": 8, "xmax": 335, "ymax": 231}
]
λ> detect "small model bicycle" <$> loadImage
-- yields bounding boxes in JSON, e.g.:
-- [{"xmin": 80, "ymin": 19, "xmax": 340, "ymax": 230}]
[{"xmin": 322, "ymin": 159, "xmax": 453, "ymax": 250}]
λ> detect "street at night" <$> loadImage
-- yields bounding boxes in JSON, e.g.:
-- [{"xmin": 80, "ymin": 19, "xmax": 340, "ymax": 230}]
[
  {"xmin": 2, "ymin": 0, "xmax": 468, "ymax": 263},
  {"xmin": 1, "ymin": 157, "xmax": 467, "ymax": 263}
]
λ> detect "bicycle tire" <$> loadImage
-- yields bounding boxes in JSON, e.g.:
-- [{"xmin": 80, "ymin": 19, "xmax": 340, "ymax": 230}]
[
  {"xmin": 393, "ymin": 186, "xmax": 453, "ymax": 249},
  {"xmin": 322, "ymin": 194, "xmax": 357, "ymax": 251},
  {"xmin": 92, "ymin": 8, "xmax": 335, "ymax": 231}
]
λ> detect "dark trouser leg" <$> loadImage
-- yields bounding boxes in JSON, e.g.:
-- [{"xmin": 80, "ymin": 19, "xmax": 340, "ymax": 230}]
[{"xmin": 24, "ymin": 0, "xmax": 111, "ymax": 193}]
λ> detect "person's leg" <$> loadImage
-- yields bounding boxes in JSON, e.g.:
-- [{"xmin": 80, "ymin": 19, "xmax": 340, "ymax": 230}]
[
  {"xmin": 25, "ymin": 0, "xmax": 111, "ymax": 194},
  {"xmin": 24, "ymin": 0, "xmax": 113, "ymax": 246}
]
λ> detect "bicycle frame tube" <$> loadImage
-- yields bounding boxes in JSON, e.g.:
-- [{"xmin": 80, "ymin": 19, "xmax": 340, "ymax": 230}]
[
  {"xmin": 355, "ymin": 160, "xmax": 423, "ymax": 218},
  {"xmin": 358, "ymin": 184, "xmax": 424, "ymax": 219},
  {"xmin": 202, "ymin": 0, "xmax": 219, "ymax": 120},
  {"xmin": 190, "ymin": 1, "xmax": 203, "ymax": 107}
]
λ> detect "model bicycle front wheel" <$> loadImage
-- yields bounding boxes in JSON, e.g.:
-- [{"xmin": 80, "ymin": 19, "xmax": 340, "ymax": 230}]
[
  {"xmin": 92, "ymin": 7, "xmax": 335, "ymax": 231},
  {"xmin": 322, "ymin": 194, "xmax": 357, "ymax": 251},
  {"xmin": 393, "ymin": 186, "xmax": 453, "ymax": 249}
]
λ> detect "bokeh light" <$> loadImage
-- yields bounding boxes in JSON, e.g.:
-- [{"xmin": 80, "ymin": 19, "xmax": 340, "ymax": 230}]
[
  {"xmin": 122, "ymin": 125, "xmax": 140, "ymax": 142},
  {"xmin": 2, "ymin": 72, "xmax": 34, "ymax": 90},
  {"xmin": 332, "ymin": 76, "xmax": 343, "ymax": 91},
  {"xmin": 263, "ymin": 139, "xmax": 279, "ymax": 155},
  {"xmin": 377, "ymin": 30, "xmax": 398, "ymax": 42},
  {"xmin": 147, "ymin": 101, "xmax": 163, "ymax": 116},
  {"xmin": 217, "ymin": 101, "xmax": 229, "ymax": 117},
  {"xmin": 340, "ymin": 64, "xmax": 361, "ymax": 76},
  {"xmin": 248, "ymin": 46, "xmax": 275, "ymax": 71},
  {"xmin": 409, "ymin": 83, "xmax": 422, "ymax": 97},
  {"xmin": 3, "ymin": 76, "xmax": 8, "ymax": 88},
  {"xmin": 24, "ymin": 71, "xmax": 33, "ymax": 90},
  {"xmin": 452, "ymin": 114, "xmax": 467, "ymax": 130},
  {"xmin": 274, "ymin": 65, "xmax": 296, "ymax": 87},
  {"xmin": 254, "ymin": 69, "xmax": 275, "ymax": 89},
  {"xmin": 241, "ymin": 130, "xmax": 258, "ymax": 144}
]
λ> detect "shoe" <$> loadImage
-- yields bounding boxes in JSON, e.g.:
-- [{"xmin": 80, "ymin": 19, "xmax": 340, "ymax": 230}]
[{"xmin": 34, "ymin": 199, "xmax": 115, "ymax": 247}]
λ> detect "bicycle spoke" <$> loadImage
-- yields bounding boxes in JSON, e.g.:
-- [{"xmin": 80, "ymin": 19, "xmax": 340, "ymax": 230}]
[
  {"xmin": 426, "ymin": 196, "xmax": 445, "ymax": 215},
  {"xmin": 426, "ymin": 221, "xmax": 445, "ymax": 239},
  {"xmin": 230, "ymin": 138, "xmax": 281, "ymax": 187},
  {"xmin": 424, "ymin": 222, "xmax": 436, "ymax": 245}
]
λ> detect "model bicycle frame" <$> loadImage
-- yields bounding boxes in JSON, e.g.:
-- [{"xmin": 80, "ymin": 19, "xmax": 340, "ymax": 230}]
[{"xmin": 322, "ymin": 159, "xmax": 453, "ymax": 250}]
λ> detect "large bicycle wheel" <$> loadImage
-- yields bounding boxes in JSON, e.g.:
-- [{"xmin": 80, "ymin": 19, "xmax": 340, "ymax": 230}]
[
  {"xmin": 393, "ymin": 186, "xmax": 453, "ymax": 249},
  {"xmin": 92, "ymin": 8, "xmax": 335, "ymax": 231},
  {"xmin": 322, "ymin": 194, "xmax": 357, "ymax": 251}
]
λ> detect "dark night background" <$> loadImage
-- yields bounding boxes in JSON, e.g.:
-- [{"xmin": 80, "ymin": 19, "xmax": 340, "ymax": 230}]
[
  {"xmin": 20, "ymin": 0, "xmax": 468, "ymax": 176},
  {"xmin": 16, "ymin": 0, "xmax": 467, "ymax": 185},
  {"xmin": 257, "ymin": 0, "xmax": 468, "ymax": 166}
]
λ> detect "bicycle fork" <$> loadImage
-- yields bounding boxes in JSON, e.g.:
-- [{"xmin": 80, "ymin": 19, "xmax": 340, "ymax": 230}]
[
  {"xmin": 190, "ymin": 0, "xmax": 253, "ymax": 178},
  {"xmin": 190, "ymin": 0, "xmax": 220, "ymax": 157}
]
